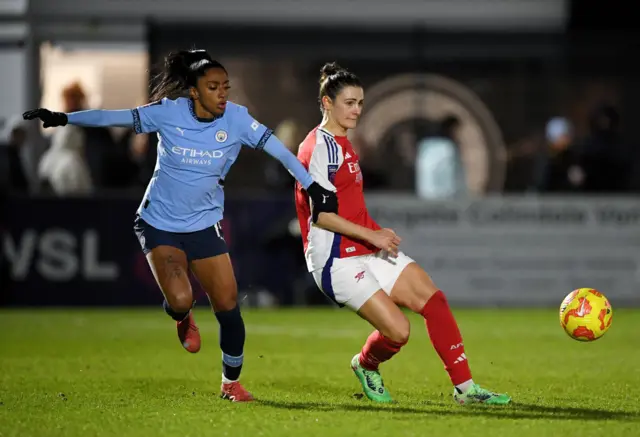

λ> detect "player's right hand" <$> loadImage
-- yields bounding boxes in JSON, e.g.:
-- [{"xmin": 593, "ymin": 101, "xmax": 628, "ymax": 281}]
[
  {"xmin": 369, "ymin": 228, "xmax": 402, "ymax": 257},
  {"xmin": 22, "ymin": 108, "xmax": 68, "ymax": 128}
]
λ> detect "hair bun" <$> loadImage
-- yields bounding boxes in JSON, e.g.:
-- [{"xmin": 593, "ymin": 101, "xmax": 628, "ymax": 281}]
[
  {"xmin": 319, "ymin": 62, "xmax": 343, "ymax": 84},
  {"xmin": 185, "ymin": 49, "xmax": 212, "ymax": 65},
  {"xmin": 165, "ymin": 51, "xmax": 191, "ymax": 85},
  {"xmin": 164, "ymin": 49, "xmax": 216, "ymax": 84}
]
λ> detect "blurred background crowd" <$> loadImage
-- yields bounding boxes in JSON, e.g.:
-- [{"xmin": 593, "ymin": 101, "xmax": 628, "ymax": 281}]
[{"xmin": 1, "ymin": 67, "xmax": 637, "ymax": 198}]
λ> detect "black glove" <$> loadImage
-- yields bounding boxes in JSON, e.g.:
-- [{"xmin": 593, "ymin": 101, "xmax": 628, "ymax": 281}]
[
  {"xmin": 306, "ymin": 182, "xmax": 338, "ymax": 223},
  {"xmin": 23, "ymin": 108, "xmax": 68, "ymax": 128}
]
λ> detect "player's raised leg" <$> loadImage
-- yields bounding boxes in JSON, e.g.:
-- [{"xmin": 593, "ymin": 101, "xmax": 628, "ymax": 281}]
[
  {"xmin": 190, "ymin": 253, "xmax": 253, "ymax": 402},
  {"xmin": 146, "ymin": 245, "xmax": 201, "ymax": 353},
  {"xmin": 351, "ymin": 289, "xmax": 410, "ymax": 403},
  {"xmin": 388, "ymin": 261, "xmax": 511, "ymax": 405}
]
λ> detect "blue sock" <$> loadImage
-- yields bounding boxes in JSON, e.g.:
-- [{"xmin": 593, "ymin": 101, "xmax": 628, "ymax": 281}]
[
  {"xmin": 215, "ymin": 305, "xmax": 245, "ymax": 381},
  {"xmin": 163, "ymin": 299, "xmax": 191, "ymax": 322}
]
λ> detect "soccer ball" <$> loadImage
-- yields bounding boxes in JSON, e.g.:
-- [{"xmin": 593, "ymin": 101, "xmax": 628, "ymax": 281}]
[{"xmin": 559, "ymin": 288, "xmax": 613, "ymax": 341}]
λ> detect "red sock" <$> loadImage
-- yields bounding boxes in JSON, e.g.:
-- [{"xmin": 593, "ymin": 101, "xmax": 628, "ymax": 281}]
[
  {"xmin": 359, "ymin": 330, "xmax": 406, "ymax": 371},
  {"xmin": 421, "ymin": 290, "xmax": 472, "ymax": 385}
]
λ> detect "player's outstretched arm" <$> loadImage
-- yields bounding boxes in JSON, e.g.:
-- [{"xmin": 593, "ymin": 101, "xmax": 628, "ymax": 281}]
[
  {"xmin": 262, "ymin": 135, "xmax": 337, "ymax": 210},
  {"xmin": 23, "ymin": 108, "xmax": 134, "ymax": 128},
  {"xmin": 234, "ymin": 105, "xmax": 336, "ymax": 209},
  {"xmin": 262, "ymin": 135, "xmax": 314, "ymax": 188},
  {"xmin": 315, "ymin": 212, "xmax": 401, "ymax": 256}
]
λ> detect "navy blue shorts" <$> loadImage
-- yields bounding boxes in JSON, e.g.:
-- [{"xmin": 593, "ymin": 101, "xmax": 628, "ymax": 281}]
[{"xmin": 133, "ymin": 216, "xmax": 228, "ymax": 262}]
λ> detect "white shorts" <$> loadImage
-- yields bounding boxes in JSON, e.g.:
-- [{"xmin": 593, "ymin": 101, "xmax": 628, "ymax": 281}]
[{"xmin": 311, "ymin": 251, "xmax": 415, "ymax": 311}]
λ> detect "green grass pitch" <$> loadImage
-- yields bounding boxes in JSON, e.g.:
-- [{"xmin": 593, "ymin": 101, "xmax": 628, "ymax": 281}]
[{"xmin": 1, "ymin": 307, "xmax": 638, "ymax": 436}]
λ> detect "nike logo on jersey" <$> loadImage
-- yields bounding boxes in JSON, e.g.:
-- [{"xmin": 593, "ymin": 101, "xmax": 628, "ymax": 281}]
[{"xmin": 176, "ymin": 127, "xmax": 185, "ymax": 136}]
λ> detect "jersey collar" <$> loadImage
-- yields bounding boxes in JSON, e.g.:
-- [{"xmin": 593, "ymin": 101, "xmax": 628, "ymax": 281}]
[
  {"xmin": 188, "ymin": 99, "xmax": 222, "ymax": 123},
  {"xmin": 318, "ymin": 126, "xmax": 334, "ymax": 137}
]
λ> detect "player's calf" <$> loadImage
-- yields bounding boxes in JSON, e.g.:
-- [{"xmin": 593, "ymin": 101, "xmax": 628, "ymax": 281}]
[
  {"xmin": 215, "ymin": 304, "xmax": 245, "ymax": 382},
  {"xmin": 216, "ymin": 306, "xmax": 251, "ymax": 403},
  {"xmin": 359, "ymin": 329, "xmax": 407, "ymax": 370}
]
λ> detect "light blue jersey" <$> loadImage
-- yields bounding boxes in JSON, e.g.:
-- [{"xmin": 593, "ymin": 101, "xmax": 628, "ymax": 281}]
[
  {"xmin": 66, "ymin": 97, "xmax": 314, "ymax": 232},
  {"xmin": 133, "ymin": 97, "xmax": 275, "ymax": 232}
]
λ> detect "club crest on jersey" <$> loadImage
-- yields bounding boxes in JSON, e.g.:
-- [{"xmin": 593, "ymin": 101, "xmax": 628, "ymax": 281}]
[{"xmin": 215, "ymin": 130, "xmax": 228, "ymax": 143}]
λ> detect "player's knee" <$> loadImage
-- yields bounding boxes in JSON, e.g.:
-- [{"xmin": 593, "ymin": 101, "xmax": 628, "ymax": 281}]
[
  {"xmin": 407, "ymin": 288, "xmax": 437, "ymax": 313},
  {"xmin": 423, "ymin": 287, "xmax": 446, "ymax": 307},
  {"xmin": 386, "ymin": 315, "xmax": 410, "ymax": 345},
  {"xmin": 212, "ymin": 297, "xmax": 237, "ymax": 312},
  {"xmin": 210, "ymin": 288, "xmax": 238, "ymax": 312},
  {"xmin": 166, "ymin": 291, "xmax": 193, "ymax": 313}
]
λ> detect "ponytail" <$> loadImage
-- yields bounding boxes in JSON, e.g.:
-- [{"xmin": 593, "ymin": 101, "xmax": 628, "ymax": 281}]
[{"xmin": 150, "ymin": 49, "xmax": 226, "ymax": 101}]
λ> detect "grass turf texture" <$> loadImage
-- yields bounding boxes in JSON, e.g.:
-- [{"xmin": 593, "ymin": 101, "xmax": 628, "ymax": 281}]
[{"xmin": 1, "ymin": 308, "xmax": 638, "ymax": 437}]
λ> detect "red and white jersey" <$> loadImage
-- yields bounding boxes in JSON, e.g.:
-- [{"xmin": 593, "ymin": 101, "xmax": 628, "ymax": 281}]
[{"xmin": 295, "ymin": 126, "xmax": 380, "ymax": 272}]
